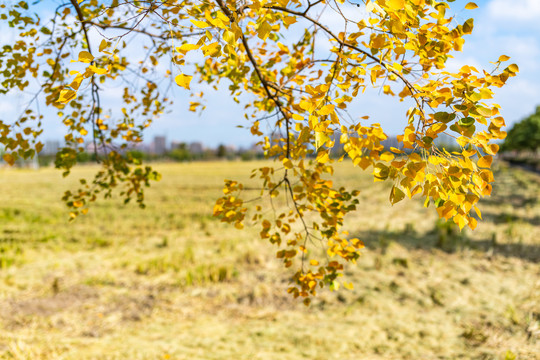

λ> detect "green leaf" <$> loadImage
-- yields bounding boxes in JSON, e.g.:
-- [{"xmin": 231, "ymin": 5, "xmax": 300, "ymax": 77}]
[{"xmin": 458, "ymin": 117, "xmax": 475, "ymax": 127}]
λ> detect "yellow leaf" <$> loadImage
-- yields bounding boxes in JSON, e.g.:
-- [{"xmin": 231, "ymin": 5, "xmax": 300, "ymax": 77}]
[
  {"xmin": 410, "ymin": 185, "xmax": 422, "ymax": 198},
  {"xmin": 69, "ymin": 74, "xmax": 84, "ymax": 90},
  {"xmin": 386, "ymin": 0, "xmax": 405, "ymax": 9},
  {"xmin": 283, "ymin": 16, "xmax": 296, "ymax": 26},
  {"xmin": 508, "ymin": 64, "xmax": 519, "ymax": 73},
  {"xmin": 3, "ymin": 153, "xmax": 14, "ymax": 166},
  {"xmin": 78, "ymin": 50, "xmax": 94, "ymax": 63},
  {"xmin": 477, "ymin": 106, "xmax": 492, "ymax": 117},
  {"xmin": 357, "ymin": 157, "xmax": 372, "ymax": 170},
  {"xmin": 318, "ymin": 104, "xmax": 334, "ymax": 116},
  {"xmin": 498, "ymin": 55, "xmax": 510, "ymax": 62},
  {"xmin": 373, "ymin": 163, "xmax": 389, "ymax": 181},
  {"xmin": 234, "ymin": 222, "xmax": 244, "ymax": 229},
  {"xmin": 257, "ymin": 21, "xmax": 272, "ymax": 40},
  {"xmin": 468, "ymin": 217, "xmax": 477, "ymax": 230},
  {"xmin": 291, "ymin": 114, "xmax": 303, "ymax": 121},
  {"xmin": 58, "ymin": 89, "xmax": 77, "ymax": 103},
  {"xmin": 389, "ymin": 185, "xmax": 405, "ymax": 204},
  {"xmin": 175, "ymin": 74, "xmax": 193, "ymax": 90},
  {"xmin": 462, "ymin": 149, "xmax": 477, "ymax": 158},
  {"xmin": 454, "ymin": 213, "xmax": 468, "ymax": 230},
  {"xmin": 89, "ymin": 65, "xmax": 108, "ymax": 75},
  {"xmin": 190, "ymin": 20, "xmax": 209, "ymax": 28},
  {"xmin": 176, "ymin": 43, "xmax": 200, "ymax": 55},
  {"xmin": 380, "ymin": 151, "xmax": 394, "ymax": 162},
  {"xmin": 315, "ymin": 132, "xmax": 330, "ymax": 148},
  {"xmin": 201, "ymin": 42, "xmax": 221, "ymax": 57},
  {"xmin": 484, "ymin": 143, "xmax": 499, "ymax": 155},
  {"xmin": 73, "ymin": 200, "xmax": 84, "ymax": 208},
  {"xmin": 491, "ymin": 117, "xmax": 506, "ymax": 127},
  {"xmin": 316, "ymin": 151, "xmax": 330, "ymax": 164},
  {"xmin": 474, "ymin": 205, "xmax": 482, "ymax": 220},
  {"xmin": 477, "ymin": 155, "xmax": 492, "ymax": 168},
  {"xmin": 464, "ymin": 2, "xmax": 478, "ymax": 10},
  {"xmin": 309, "ymin": 259, "xmax": 319, "ymax": 266},
  {"xmin": 282, "ymin": 158, "xmax": 293, "ymax": 169},
  {"xmin": 462, "ymin": 18, "xmax": 474, "ymax": 34},
  {"xmin": 99, "ymin": 39, "xmax": 108, "ymax": 52},
  {"xmin": 222, "ymin": 30, "xmax": 236, "ymax": 45}
]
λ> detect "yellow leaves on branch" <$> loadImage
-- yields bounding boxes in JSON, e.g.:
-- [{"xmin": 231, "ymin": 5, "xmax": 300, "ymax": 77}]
[
  {"xmin": 4, "ymin": 0, "xmax": 518, "ymax": 304},
  {"xmin": 57, "ymin": 50, "xmax": 113, "ymax": 104}
]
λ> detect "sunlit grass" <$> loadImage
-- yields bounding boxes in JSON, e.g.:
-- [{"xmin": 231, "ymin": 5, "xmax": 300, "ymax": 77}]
[{"xmin": 0, "ymin": 161, "xmax": 538, "ymax": 359}]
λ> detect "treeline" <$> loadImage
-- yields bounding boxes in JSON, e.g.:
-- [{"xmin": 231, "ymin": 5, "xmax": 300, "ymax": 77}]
[
  {"xmin": 35, "ymin": 143, "xmax": 265, "ymax": 167},
  {"xmin": 499, "ymin": 105, "xmax": 540, "ymax": 172}
]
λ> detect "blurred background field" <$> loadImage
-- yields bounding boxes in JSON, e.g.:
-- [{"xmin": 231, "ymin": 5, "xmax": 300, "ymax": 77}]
[{"xmin": 0, "ymin": 161, "xmax": 538, "ymax": 359}]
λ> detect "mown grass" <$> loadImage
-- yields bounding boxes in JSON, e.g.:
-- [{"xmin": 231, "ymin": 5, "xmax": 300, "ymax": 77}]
[{"xmin": 0, "ymin": 160, "xmax": 538, "ymax": 359}]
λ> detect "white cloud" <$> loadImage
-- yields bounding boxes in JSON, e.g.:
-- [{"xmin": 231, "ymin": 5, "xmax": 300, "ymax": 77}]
[{"xmin": 487, "ymin": 0, "xmax": 540, "ymax": 24}]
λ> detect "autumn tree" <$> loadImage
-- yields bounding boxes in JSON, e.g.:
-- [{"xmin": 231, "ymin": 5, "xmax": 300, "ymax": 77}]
[
  {"xmin": 0, "ymin": 0, "xmax": 517, "ymax": 303},
  {"xmin": 501, "ymin": 105, "xmax": 540, "ymax": 152}
]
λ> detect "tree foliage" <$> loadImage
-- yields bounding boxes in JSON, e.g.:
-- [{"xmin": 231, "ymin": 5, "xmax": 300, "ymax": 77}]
[
  {"xmin": 0, "ymin": 0, "xmax": 517, "ymax": 302},
  {"xmin": 501, "ymin": 106, "xmax": 540, "ymax": 152}
]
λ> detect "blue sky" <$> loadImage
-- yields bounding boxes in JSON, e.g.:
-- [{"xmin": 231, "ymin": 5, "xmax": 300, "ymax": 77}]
[{"xmin": 2, "ymin": 0, "xmax": 539, "ymax": 147}]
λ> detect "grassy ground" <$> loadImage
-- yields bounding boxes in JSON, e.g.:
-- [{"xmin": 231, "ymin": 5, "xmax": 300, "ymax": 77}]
[{"xmin": 0, "ymin": 161, "xmax": 538, "ymax": 359}]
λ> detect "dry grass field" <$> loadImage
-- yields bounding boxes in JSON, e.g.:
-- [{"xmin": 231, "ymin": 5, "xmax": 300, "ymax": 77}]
[{"xmin": 0, "ymin": 161, "xmax": 538, "ymax": 359}]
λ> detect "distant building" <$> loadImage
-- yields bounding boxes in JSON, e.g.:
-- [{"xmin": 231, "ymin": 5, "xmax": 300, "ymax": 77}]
[
  {"xmin": 43, "ymin": 140, "xmax": 61, "ymax": 155},
  {"xmin": 152, "ymin": 136, "xmax": 167, "ymax": 154},
  {"xmin": 189, "ymin": 142, "xmax": 204, "ymax": 155}
]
